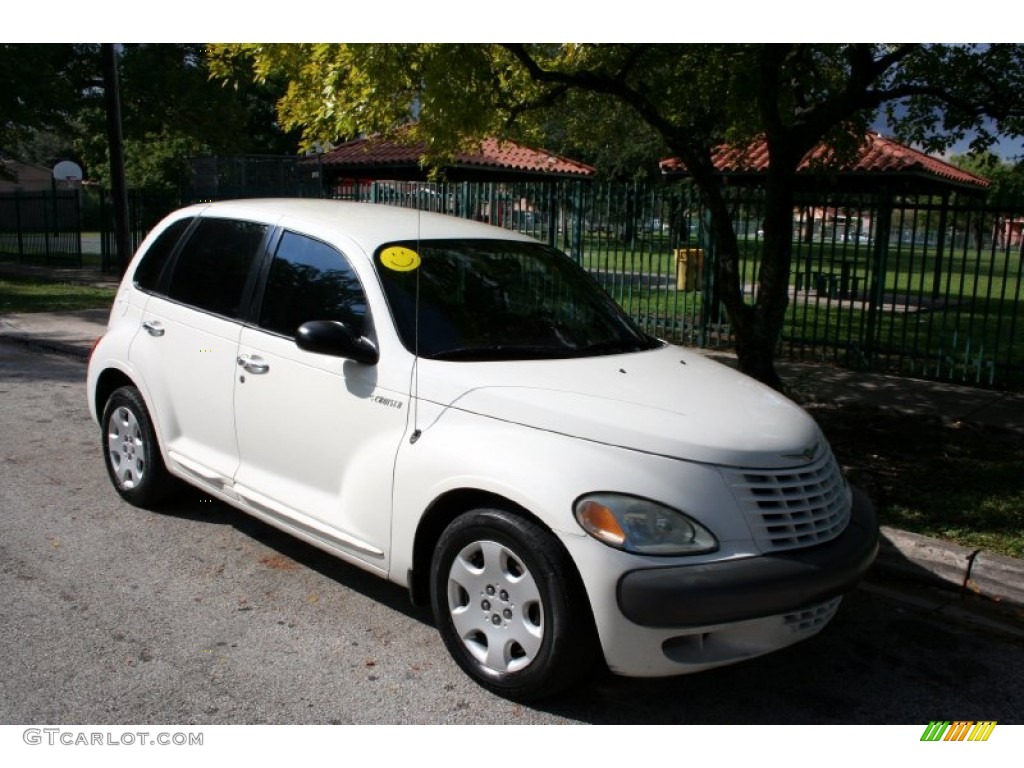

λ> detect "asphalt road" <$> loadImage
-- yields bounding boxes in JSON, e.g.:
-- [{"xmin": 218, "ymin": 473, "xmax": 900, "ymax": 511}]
[{"xmin": 1, "ymin": 340, "xmax": 1022, "ymax": 725}]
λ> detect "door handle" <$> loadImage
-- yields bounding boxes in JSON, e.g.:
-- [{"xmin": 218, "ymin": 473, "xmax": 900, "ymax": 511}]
[
  {"xmin": 236, "ymin": 354, "xmax": 270, "ymax": 374},
  {"xmin": 141, "ymin": 320, "xmax": 165, "ymax": 337}
]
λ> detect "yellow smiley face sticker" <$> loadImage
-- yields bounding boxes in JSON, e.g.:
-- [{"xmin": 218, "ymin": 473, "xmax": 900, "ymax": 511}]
[{"xmin": 380, "ymin": 246, "xmax": 421, "ymax": 272}]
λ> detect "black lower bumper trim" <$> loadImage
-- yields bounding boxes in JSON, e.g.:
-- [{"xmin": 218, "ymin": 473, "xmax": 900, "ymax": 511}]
[{"xmin": 617, "ymin": 486, "xmax": 878, "ymax": 628}]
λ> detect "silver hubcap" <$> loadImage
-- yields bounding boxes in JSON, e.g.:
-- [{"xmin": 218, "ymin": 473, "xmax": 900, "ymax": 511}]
[
  {"xmin": 446, "ymin": 540, "xmax": 544, "ymax": 674},
  {"xmin": 107, "ymin": 406, "xmax": 146, "ymax": 490}
]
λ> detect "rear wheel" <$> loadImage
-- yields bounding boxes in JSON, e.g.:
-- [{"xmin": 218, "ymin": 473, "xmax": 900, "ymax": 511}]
[
  {"xmin": 101, "ymin": 386, "xmax": 174, "ymax": 508},
  {"xmin": 430, "ymin": 508, "xmax": 598, "ymax": 700}
]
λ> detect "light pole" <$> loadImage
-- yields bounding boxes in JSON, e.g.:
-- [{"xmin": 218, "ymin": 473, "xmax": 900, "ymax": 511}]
[{"xmin": 101, "ymin": 43, "xmax": 131, "ymax": 275}]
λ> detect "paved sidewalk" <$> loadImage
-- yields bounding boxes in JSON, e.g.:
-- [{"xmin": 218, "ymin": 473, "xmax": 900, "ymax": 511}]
[
  {"xmin": 2, "ymin": 304, "xmax": 1022, "ymax": 632},
  {"xmin": 704, "ymin": 350, "xmax": 1024, "ymax": 434}
]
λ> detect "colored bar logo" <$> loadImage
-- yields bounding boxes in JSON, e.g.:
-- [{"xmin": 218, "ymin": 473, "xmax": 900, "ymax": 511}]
[{"xmin": 921, "ymin": 721, "xmax": 997, "ymax": 741}]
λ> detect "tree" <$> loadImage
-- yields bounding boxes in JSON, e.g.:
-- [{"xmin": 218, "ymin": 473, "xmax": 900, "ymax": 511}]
[
  {"xmin": 2, "ymin": 44, "xmax": 297, "ymax": 190},
  {"xmin": 0, "ymin": 44, "xmax": 98, "ymax": 179},
  {"xmin": 951, "ymin": 152, "xmax": 1024, "ymax": 204},
  {"xmin": 76, "ymin": 44, "xmax": 300, "ymax": 190},
  {"xmin": 208, "ymin": 43, "xmax": 1024, "ymax": 389},
  {"xmin": 539, "ymin": 92, "xmax": 669, "ymax": 181},
  {"xmin": 0, "ymin": 44, "xmax": 96, "ymax": 152}
]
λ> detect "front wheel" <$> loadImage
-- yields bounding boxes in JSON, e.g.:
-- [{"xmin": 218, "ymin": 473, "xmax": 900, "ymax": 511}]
[{"xmin": 430, "ymin": 508, "xmax": 598, "ymax": 700}]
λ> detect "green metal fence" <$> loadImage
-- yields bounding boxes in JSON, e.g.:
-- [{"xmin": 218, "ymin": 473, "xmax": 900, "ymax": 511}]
[
  {"xmin": 361, "ymin": 179, "xmax": 1024, "ymax": 389},
  {"xmin": 92, "ymin": 189, "xmax": 186, "ymax": 272},
  {"xmin": 4, "ymin": 180, "xmax": 1022, "ymax": 390},
  {"xmin": 714, "ymin": 188, "xmax": 1024, "ymax": 389},
  {"xmin": 0, "ymin": 190, "xmax": 83, "ymax": 266}
]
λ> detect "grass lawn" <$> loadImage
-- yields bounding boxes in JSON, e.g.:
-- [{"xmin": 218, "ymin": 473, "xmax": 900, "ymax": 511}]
[
  {"xmin": 575, "ymin": 231, "xmax": 1023, "ymax": 388},
  {"xmin": 0, "ymin": 274, "xmax": 115, "ymax": 313}
]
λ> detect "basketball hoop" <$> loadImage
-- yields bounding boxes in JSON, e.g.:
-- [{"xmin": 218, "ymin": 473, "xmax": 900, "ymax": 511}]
[{"xmin": 52, "ymin": 160, "xmax": 83, "ymax": 184}]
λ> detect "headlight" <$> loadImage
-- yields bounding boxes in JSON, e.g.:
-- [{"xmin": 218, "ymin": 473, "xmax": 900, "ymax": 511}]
[{"xmin": 573, "ymin": 493, "xmax": 717, "ymax": 556}]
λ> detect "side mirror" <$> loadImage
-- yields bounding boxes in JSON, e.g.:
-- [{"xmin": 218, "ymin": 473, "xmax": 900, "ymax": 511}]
[{"xmin": 296, "ymin": 320, "xmax": 379, "ymax": 365}]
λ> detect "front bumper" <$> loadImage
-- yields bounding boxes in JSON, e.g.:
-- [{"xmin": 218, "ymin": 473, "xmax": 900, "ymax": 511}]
[{"xmin": 617, "ymin": 485, "xmax": 878, "ymax": 628}]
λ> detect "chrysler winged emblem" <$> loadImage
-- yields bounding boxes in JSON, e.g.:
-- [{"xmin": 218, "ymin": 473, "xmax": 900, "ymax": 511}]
[{"xmin": 782, "ymin": 441, "xmax": 820, "ymax": 463}]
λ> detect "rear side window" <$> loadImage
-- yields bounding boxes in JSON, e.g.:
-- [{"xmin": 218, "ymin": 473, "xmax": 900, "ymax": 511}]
[
  {"xmin": 258, "ymin": 231, "xmax": 369, "ymax": 338},
  {"xmin": 133, "ymin": 217, "xmax": 193, "ymax": 292},
  {"xmin": 167, "ymin": 217, "xmax": 268, "ymax": 319}
]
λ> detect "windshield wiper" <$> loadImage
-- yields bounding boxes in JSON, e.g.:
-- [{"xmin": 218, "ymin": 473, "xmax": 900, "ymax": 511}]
[
  {"xmin": 424, "ymin": 345, "xmax": 571, "ymax": 361},
  {"xmin": 576, "ymin": 338, "xmax": 656, "ymax": 356}
]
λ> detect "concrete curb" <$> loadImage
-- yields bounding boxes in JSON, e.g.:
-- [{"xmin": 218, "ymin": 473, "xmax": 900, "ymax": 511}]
[
  {"xmin": 0, "ymin": 330, "xmax": 91, "ymax": 360},
  {"xmin": 0, "ymin": 310, "xmax": 107, "ymax": 361},
  {"xmin": 877, "ymin": 526, "xmax": 1024, "ymax": 607}
]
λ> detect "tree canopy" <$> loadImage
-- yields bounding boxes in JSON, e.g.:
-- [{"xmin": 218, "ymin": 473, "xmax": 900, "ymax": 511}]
[
  {"xmin": 0, "ymin": 44, "xmax": 93, "ymax": 150},
  {"xmin": 210, "ymin": 43, "xmax": 1024, "ymax": 387},
  {"xmin": 951, "ymin": 152, "xmax": 1024, "ymax": 203},
  {"xmin": 1, "ymin": 44, "xmax": 297, "ymax": 189},
  {"xmin": 0, "ymin": 44, "xmax": 96, "ymax": 179}
]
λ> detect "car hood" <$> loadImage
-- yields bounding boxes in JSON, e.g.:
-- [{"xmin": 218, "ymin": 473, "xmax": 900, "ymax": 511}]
[{"xmin": 416, "ymin": 345, "xmax": 822, "ymax": 469}]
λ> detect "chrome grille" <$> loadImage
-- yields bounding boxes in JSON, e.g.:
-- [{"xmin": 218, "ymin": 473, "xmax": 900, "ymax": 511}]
[{"xmin": 725, "ymin": 447, "xmax": 851, "ymax": 553}]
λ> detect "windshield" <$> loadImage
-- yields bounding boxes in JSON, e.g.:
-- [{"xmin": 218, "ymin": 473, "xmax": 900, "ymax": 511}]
[{"xmin": 374, "ymin": 238, "xmax": 660, "ymax": 361}]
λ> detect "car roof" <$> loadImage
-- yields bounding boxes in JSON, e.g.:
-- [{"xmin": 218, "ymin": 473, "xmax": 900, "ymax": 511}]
[{"xmin": 181, "ymin": 198, "xmax": 535, "ymax": 253}]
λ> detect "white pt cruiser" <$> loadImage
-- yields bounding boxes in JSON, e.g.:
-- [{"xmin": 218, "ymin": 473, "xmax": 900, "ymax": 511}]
[{"xmin": 87, "ymin": 199, "xmax": 878, "ymax": 700}]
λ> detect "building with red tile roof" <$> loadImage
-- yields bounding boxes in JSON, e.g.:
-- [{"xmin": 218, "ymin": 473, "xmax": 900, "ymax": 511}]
[
  {"xmin": 660, "ymin": 133, "xmax": 990, "ymax": 194},
  {"xmin": 311, "ymin": 133, "xmax": 594, "ymax": 188}
]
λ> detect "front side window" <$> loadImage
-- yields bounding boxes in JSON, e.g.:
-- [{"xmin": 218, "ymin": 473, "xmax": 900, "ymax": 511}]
[
  {"xmin": 374, "ymin": 238, "xmax": 658, "ymax": 360},
  {"xmin": 258, "ymin": 231, "xmax": 369, "ymax": 338},
  {"xmin": 166, "ymin": 217, "xmax": 268, "ymax": 319}
]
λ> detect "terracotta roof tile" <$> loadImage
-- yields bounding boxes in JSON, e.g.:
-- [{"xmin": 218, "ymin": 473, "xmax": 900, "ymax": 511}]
[
  {"xmin": 317, "ymin": 134, "xmax": 594, "ymax": 177},
  {"xmin": 660, "ymin": 134, "xmax": 990, "ymax": 189}
]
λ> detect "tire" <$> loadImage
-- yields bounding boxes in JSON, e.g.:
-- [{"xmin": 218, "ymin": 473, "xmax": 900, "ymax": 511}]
[
  {"xmin": 430, "ymin": 508, "xmax": 598, "ymax": 700},
  {"xmin": 101, "ymin": 386, "xmax": 175, "ymax": 509}
]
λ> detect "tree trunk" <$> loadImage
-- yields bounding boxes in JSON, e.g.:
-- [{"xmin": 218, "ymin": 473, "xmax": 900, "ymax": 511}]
[
  {"xmin": 662, "ymin": 138, "xmax": 802, "ymax": 392},
  {"xmin": 690, "ymin": 166, "xmax": 796, "ymax": 392},
  {"xmin": 746, "ymin": 167, "xmax": 797, "ymax": 390}
]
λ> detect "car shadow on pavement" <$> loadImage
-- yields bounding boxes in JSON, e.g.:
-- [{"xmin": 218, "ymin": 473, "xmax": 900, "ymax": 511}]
[
  {"xmin": 0, "ymin": 342, "xmax": 87, "ymax": 385},
  {"xmin": 541, "ymin": 558, "xmax": 1024, "ymax": 724},
  {"xmin": 152, "ymin": 491, "xmax": 1024, "ymax": 724},
  {"xmin": 155, "ymin": 490, "xmax": 435, "ymax": 626},
  {"xmin": 536, "ymin": 538, "xmax": 1023, "ymax": 724}
]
